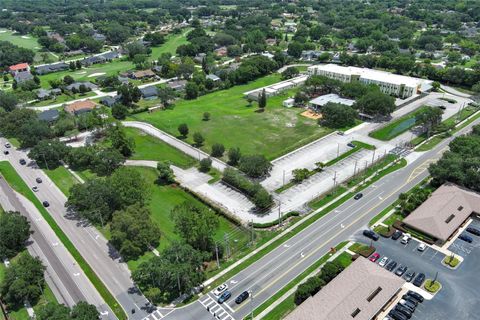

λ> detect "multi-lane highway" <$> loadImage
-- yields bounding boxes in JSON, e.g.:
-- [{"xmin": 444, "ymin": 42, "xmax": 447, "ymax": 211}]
[
  {"xmin": 155, "ymin": 113, "xmax": 479, "ymax": 320},
  {"xmin": 0, "ymin": 138, "xmax": 152, "ymax": 320}
]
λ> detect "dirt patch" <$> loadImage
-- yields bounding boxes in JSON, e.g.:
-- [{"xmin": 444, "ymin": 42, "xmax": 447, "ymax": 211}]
[{"xmin": 301, "ymin": 109, "xmax": 322, "ymax": 120}]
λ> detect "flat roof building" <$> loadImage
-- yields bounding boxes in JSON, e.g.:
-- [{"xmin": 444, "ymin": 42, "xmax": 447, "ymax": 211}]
[
  {"xmin": 308, "ymin": 64, "xmax": 432, "ymax": 99},
  {"xmin": 403, "ymin": 183, "xmax": 480, "ymax": 244},
  {"xmin": 286, "ymin": 257, "xmax": 405, "ymax": 320},
  {"xmin": 309, "ymin": 93, "xmax": 355, "ymax": 109}
]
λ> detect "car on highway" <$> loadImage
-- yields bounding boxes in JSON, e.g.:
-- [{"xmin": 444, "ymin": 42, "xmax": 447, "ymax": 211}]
[
  {"xmin": 217, "ymin": 291, "xmax": 231, "ymax": 304},
  {"xmin": 213, "ymin": 283, "xmax": 228, "ymax": 296},
  {"xmin": 400, "ymin": 233, "xmax": 411, "ymax": 245},
  {"xmin": 36, "ymin": 177, "xmax": 42, "ymax": 183},
  {"xmin": 413, "ymin": 273, "xmax": 425, "ymax": 287},
  {"xmin": 369, "ymin": 253, "xmax": 380, "ymax": 262},
  {"xmin": 404, "ymin": 271, "xmax": 416, "ymax": 282},
  {"xmin": 3, "ymin": 150, "xmax": 8, "ymax": 155},
  {"xmin": 354, "ymin": 193, "xmax": 363, "ymax": 200},
  {"xmin": 417, "ymin": 243, "xmax": 426, "ymax": 251},
  {"xmin": 19, "ymin": 159, "xmax": 26, "ymax": 165},
  {"xmin": 378, "ymin": 256, "xmax": 389, "ymax": 267},
  {"xmin": 32, "ymin": 186, "xmax": 38, "ymax": 192},
  {"xmin": 392, "ymin": 230, "xmax": 402, "ymax": 240},
  {"xmin": 459, "ymin": 234, "xmax": 473, "ymax": 243},
  {"xmin": 466, "ymin": 227, "xmax": 480, "ymax": 236},
  {"xmin": 235, "ymin": 291, "xmax": 249, "ymax": 304},
  {"xmin": 4, "ymin": 143, "xmax": 10, "ymax": 148},
  {"xmin": 395, "ymin": 265, "xmax": 407, "ymax": 277},
  {"xmin": 385, "ymin": 260, "xmax": 397, "ymax": 271},
  {"xmin": 406, "ymin": 290, "xmax": 424, "ymax": 302},
  {"xmin": 42, "ymin": 201, "xmax": 50, "ymax": 207},
  {"xmin": 363, "ymin": 229, "xmax": 379, "ymax": 241}
]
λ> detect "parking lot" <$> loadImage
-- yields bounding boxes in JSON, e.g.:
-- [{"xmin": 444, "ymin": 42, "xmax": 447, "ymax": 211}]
[{"xmin": 353, "ymin": 219, "xmax": 480, "ymax": 319}]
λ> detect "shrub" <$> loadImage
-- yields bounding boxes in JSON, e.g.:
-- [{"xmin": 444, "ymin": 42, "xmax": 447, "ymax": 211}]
[
  {"xmin": 199, "ymin": 157, "xmax": 212, "ymax": 172},
  {"xmin": 211, "ymin": 143, "xmax": 225, "ymax": 158},
  {"xmin": 222, "ymin": 168, "xmax": 273, "ymax": 209}
]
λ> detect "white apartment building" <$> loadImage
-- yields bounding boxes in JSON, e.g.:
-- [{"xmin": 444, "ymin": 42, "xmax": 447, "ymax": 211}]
[{"xmin": 308, "ymin": 64, "xmax": 432, "ymax": 99}]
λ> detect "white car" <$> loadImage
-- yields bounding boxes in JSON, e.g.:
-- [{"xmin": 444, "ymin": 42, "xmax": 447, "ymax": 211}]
[
  {"xmin": 401, "ymin": 233, "xmax": 412, "ymax": 245},
  {"xmin": 213, "ymin": 283, "xmax": 228, "ymax": 296},
  {"xmin": 417, "ymin": 243, "xmax": 427, "ymax": 251},
  {"xmin": 378, "ymin": 256, "xmax": 389, "ymax": 267}
]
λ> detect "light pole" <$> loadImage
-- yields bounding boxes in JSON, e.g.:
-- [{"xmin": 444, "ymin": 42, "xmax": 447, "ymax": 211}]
[{"xmin": 249, "ymin": 290, "xmax": 254, "ymax": 320}]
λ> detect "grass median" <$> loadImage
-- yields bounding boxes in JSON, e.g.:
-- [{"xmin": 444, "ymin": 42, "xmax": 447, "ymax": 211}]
[{"xmin": 0, "ymin": 161, "xmax": 127, "ymax": 320}]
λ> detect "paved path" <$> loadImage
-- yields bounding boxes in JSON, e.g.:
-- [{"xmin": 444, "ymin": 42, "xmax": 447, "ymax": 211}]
[{"xmin": 440, "ymin": 85, "xmax": 472, "ymax": 98}]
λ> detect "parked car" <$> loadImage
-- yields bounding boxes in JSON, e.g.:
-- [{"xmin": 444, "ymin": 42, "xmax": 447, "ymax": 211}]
[
  {"xmin": 217, "ymin": 291, "xmax": 231, "ymax": 304},
  {"xmin": 389, "ymin": 310, "xmax": 408, "ymax": 320},
  {"xmin": 19, "ymin": 158, "xmax": 26, "ymax": 165},
  {"xmin": 404, "ymin": 271, "xmax": 416, "ymax": 282},
  {"xmin": 459, "ymin": 234, "xmax": 473, "ymax": 243},
  {"xmin": 417, "ymin": 243, "xmax": 427, "ymax": 251},
  {"xmin": 392, "ymin": 230, "xmax": 402, "ymax": 240},
  {"xmin": 413, "ymin": 273, "xmax": 425, "ymax": 287},
  {"xmin": 3, "ymin": 150, "xmax": 8, "ymax": 155},
  {"xmin": 32, "ymin": 186, "xmax": 38, "ymax": 192},
  {"xmin": 369, "ymin": 253, "xmax": 380, "ymax": 262},
  {"xmin": 213, "ymin": 283, "xmax": 228, "ymax": 296},
  {"xmin": 347, "ymin": 142, "xmax": 355, "ymax": 148},
  {"xmin": 395, "ymin": 305, "xmax": 412, "ymax": 318},
  {"xmin": 400, "ymin": 233, "xmax": 411, "ymax": 245},
  {"xmin": 363, "ymin": 229, "xmax": 379, "ymax": 241},
  {"xmin": 466, "ymin": 227, "xmax": 480, "ymax": 236},
  {"xmin": 42, "ymin": 201, "xmax": 50, "ymax": 207},
  {"xmin": 402, "ymin": 295, "xmax": 419, "ymax": 306},
  {"xmin": 36, "ymin": 177, "xmax": 42, "ymax": 183},
  {"xmin": 354, "ymin": 193, "xmax": 363, "ymax": 200},
  {"xmin": 386, "ymin": 260, "xmax": 397, "ymax": 271},
  {"xmin": 399, "ymin": 299, "xmax": 416, "ymax": 311},
  {"xmin": 407, "ymin": 290, "xmax": 424, "ymax": 302},
  {"xmin": 378, "ymin": 256, "xmax": 389, "ymax": 267},
  {"xmin": 395, "ymin": 265, "xmax": 408, "ymax": 277},
  {"xmin": 235, "ymin": 291, "xmax": 249, "ymax": 304}
]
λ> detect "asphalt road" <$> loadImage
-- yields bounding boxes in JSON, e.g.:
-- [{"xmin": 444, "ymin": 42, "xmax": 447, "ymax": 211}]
[
  {"xmin": 0, "ymin": 177, "xmax": 115, "ymax": 318},
  {"xmin": 156, "ymin": 114, "xmax": 480, "ymax": 320},
  {"xmin": 0, "ymin": 139, "xmax": 152, "ymax": 320}
]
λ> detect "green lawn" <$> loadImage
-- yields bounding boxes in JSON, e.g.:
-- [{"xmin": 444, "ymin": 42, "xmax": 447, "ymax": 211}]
[
  {"xmin": 0, "ymin": 29, "xmax": 40, "ymax": 50},
  {"xmin": 332, "ymin": 251, "xmax": 353, "ymax": 268},
  {"xmin": 370, "ymin": 106, "xmax": 430, "ymax": 141},
  {"xmin": 30, "ymin": 92, "xmax": 97, "ymax": 107},
  {"xmin": 125, "ymin": 127, "xmax": 196, "ymax": 168},
  {"xmin": 125, "ymin": 167, "xmax": 248, "ymax": 271},
  {"xmin": 131, "ymin": 75, "xmax": 333, "ymax": 160},
  {"xmin": 150, "ymin": 30, "xmax": 191, "ymax": 59},
  {"xmin": 43, "ymin": 166, "xmax": 79, "ymax": 196}
]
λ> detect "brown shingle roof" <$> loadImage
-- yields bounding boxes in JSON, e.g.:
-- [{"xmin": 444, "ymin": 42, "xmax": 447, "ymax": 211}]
[
  {"xmin": 403, "ymin": 183, "xmax": 480, "ymax": 241},
  {"xmin": 65, "ymin": 100, "xmax": 97, "ymax": 114},
  {"xmin": 285, "ymin": 257, "xmax": 404, "ymax": 320}
]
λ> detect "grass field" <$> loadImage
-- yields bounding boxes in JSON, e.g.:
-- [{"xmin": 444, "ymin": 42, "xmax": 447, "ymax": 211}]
[
  {"xmin": 43, "ymin": 166, "xmax": 79, "ymax": 196},
  {"xmin": 125, "ymin": 167, "xmax": 248, "ymax": 270},
  {"xmin": 0, "ymin": 29, "xmax": 39, "ymax": 50},
  {"xmin": 370, "ymin": 106, "xmax": 430, "ymax": 141},
  {"xmin": 150, "ymin": 29, "xmax": 191, "ymax": 59},
  {"xmin": 125, "ymin": 127, "xmax": 196, "ymax": 168},
  {"xmin": 131, "ymin": 74, "xmax": 333, "ymax": 160},
  {"xmin": 0, "ymin": 162, "xmax": 126, "ymax": 319}
]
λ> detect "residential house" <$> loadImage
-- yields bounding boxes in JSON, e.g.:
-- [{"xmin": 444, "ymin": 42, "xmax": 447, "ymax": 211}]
[
  {"xmin": 214, "ymin": 47, "xmax": 228, "ymax": 57},
  {"xmin": 206, "ymin": 74, "xmax": 221, "ymax": 82},
  {"xmin": 131, "ymin": 69, "xmax": 156, "ymax": 80},
  {"xmin": 37, "ymin": 109, "xmax": 60, "ymax": 122},
  {"xmin": 35, "ymin": 62, "xmax": 69, "ymax": 75},
  {"xmin": 65, "ymin": 100, "xmax": 98, "ymax": 115},
  {"xmin": 167, "ymin": 80, "xmax": 187, "ymax": 91},
  {"xmin": 8, "ymin": 63, "xmax": 30, "ymax": 75},
  {"xmin": 64, "ymin": 49, "xmax": 84, "ymax": 57},
  {"xmin": 140, "ymin": 86, "xmax": 159, "ymax": 99},
  {"xmin": 266, "ymin": 38, "xmax": 277, "ymax": 46},
  {"xmin": 36, "ymin": 88, "xmax": 62, "ymax": 100},
  {"xmin": 92, "ymin": 32, "xmax": 106, "ymax": 42},
  {"xmin": 47, "ymin": 31, "xmax": 65, "ymax": 43},
  {"xmin": 100, "ymin": 95, "xmax": 121, "ymax": 107},
  {"xmin": 301, "ymin": 50, "xmax": 323, "ymax": 61},
  {"xmin": 65, "ymin": 82, "xmax": 98, "ymax": 92},
  {"xmin": 14, "ymin": 71, "xmax": 34, "ymax": 83},
  {"xmin": 194, "ymin": 53, "xmax": 207, "ymax": 63}
]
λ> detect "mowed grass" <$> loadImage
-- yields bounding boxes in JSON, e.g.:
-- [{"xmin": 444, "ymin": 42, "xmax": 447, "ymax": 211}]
[
  {"xmin": 0, "ymin": 29, "xmax": 40, "ymax": 50},
  {"xmin": 126, "ymin": 167, "xmax": 247, "ymax": 270},
  {"xmin": 370, "ymin": 106, "xmax": 429, "ymax": 141},
  {"xmin": 150, "ymin": 29, "xmax": 191, "ymax": 59},
  {"xmin": 43, "ymin": 166, "xmax": 79, "ymax": 196},
  {"xmin": 125, "ymin": 127, "xmax": 196, "ymax": 168},
  {"xmin": 132, "ymin": 74, "xmax": 332, "ymax": 160}
]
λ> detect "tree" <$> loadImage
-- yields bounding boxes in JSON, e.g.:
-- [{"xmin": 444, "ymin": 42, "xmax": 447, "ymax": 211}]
[
  {"xmin": 71, "ymin": 301, "xmax": 100, "ymax": 320},
  {"xmin": 91, "ymin": 148, "xmax": 125, "ymax": 176},
  {"xmin": 472, "ymin": 82, "xmax": 480, "ymax": 93},
  {"xmin": 132, "ymin": 242, "xmax": 207, "ymax": 302},
  {"xmin": 193, "ymin": 132, "xmax": 204, "ymax": 146},
  {"xmin": 292, "ymin": 168, "xmax": 310, "ymax": 183},
  {"xmin": 28, "ymin": 139, "xmax": 70, "ymax": 169},
  {"xmin": 109, "ymin": 167, "xmax": 149, "ymax": 209},
  {"xmin": 17, "ymin": 120, "xmax": 53, "ymax": 148},
  {"xmin": 294, "ymin": 276, "xmax": 325, "ymax": 305},
  {"xmin": 36, "ymin": 302, "xmax": 71, "ymax": 320},
  {"xmin": 238, "ymin": 154, "xmax": 272, "ymax": 178},
  {"xmin": 294, "ymin": 91, "xmax": 309, "ymax": 106},
  {"xmin": 158, "ymin": 87, "xmax": 176, "ymax": 108},
  {"xmin": 253, "ymin": 189, "xmax": 273, "ymax": 210},
  {"xmin": 211, "ymin": 143, "xmax": 225, "ymax": 158},
  {"xmin": 354, "ymin": 90, "xmax": 395, "ymax": 117},
  {"xmin": 287, "ymin": 41, "xmax": 303, "ymax": 58},
  {"xmin": 202, "ymin": 112, "xmax": 210, "ymax": 121},
  {"xmin": 157, "ymin": 161, "xmax": 175, "ymax": 184},
  {"xmin": 199, "ymin": 157, "xmax": 212, "ymax": 172},
  {"xmin": 258, "ymin": 89, "xmax": 267, "ymax": 110},
  {"xmin": 281, "ymin": 67, "xmax": 299, "ymax": 80},
  {"xmin": 0, "ymin": 212, "xmax": 30, "ymax": 258},
  {"xmin": 171, "ymin": 203, "xmax": 219, "ymax": 253},
  {"xmin": 416, "ymin": 107, "xmax": 443, "ymax": 137},
  {"xmin": 105, "ymin": 123, "xmax": 135, "ymax": 157},
  {"xmin": 63, "ymin": 75, "xmax": 75, "ymax": 85},
  {"xmin": 0, "ymin": 253, "xmax": 45, "ymax": 307},
  {"xmin": 227, "ymin": 147, "xmax": 241, "ymax": 166},
  {"xmin": 178, "ymin": 123, "xmax": 189, "ymax": 137},
  {"xmin": 112, "ymin": 103, "xmax": 129, "ymax": 120},
  {"xmin": 110, "ymin": 204, "xmax": 160, "ymax": 260},
  {"xmin": 117, "ymin": 84, "xmax": 142, "ymax": 106},
  {"xmin": 0, "ymin": 91, "xmax": 18, "ymax": 112},
  {"xmin": 319, "ymin": 261, "xmax": 343, "ymax": 283},
  {"xmin": 185, "ymin": 82, "xmax": 199, "ymax": 100},
  {"xmin": 320, "ymin": 103, "xmax": 358, "ymax": 128}
]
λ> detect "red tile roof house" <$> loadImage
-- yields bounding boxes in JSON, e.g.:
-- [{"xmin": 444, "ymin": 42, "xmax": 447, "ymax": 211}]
[{"xmin": 9, "ymin": 63, "xmax": 30, "ymax": 75}]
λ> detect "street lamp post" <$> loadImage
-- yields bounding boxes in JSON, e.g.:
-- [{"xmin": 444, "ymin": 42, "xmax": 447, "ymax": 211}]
[{"xmin": 249, "ymin": 290, "xmax": 254, "ymax": 320}]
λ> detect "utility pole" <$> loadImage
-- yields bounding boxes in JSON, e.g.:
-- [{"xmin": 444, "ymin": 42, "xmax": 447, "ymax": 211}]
[
  {"xmin": 278, "ymin": 202, "xmax": 282, "ymax": 226},
  {"xmin": 250, "ymin": 219, "xmax": 254, "ymax": 245},
  {"xmin": 215, "ymin": 243, "xmax": 220, "ymax": 268},
  {"xmin": 363, "ymin": 160, "xmax": 368, "ymax": 184},
  {"xmin": 224, "ymin": 233, "xmax": 230, "ymax": 259},
  {"xmin": 282, "ymin": 170, "xmax": 286, "ymax": 186},
  {"xmin": 337, "ymin": 143, "xmax": 340, "ymax": 158},
  {"xmin": 353, "ymin": 160, "xmax": 358, "ymax": 176},
  {"xmin": 371, "ymin": 149, "xmax": 376, "ymax": 165},
  {"xmin": 333, "ymin": 170, "xmax": 337, "ymax": 189},
  {"xmin": 249, "ymin": 290, "xmax": 254, "ymax": 320}
]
